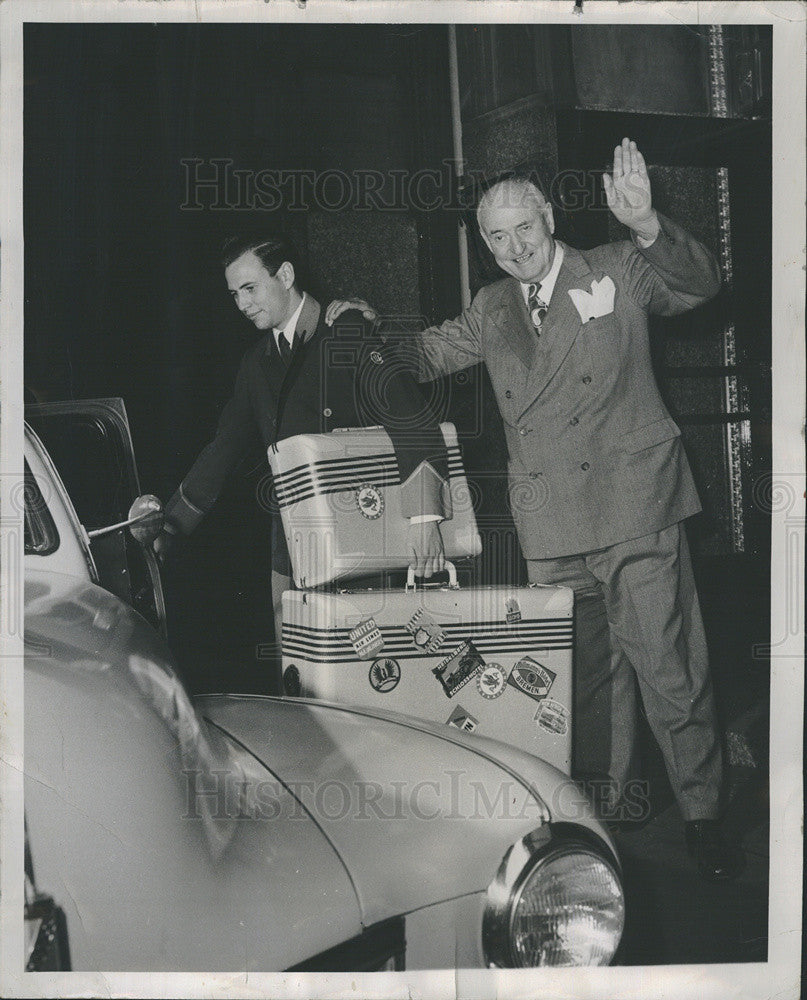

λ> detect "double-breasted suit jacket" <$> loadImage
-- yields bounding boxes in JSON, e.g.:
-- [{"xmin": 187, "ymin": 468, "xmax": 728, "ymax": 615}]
[
  {"xmin": 165, "ymin": 295, "xmax": 449, "ymax": 536},
  {"xmin": 405, "ymin": 213, "xmax": 721, "ymax": 558}
]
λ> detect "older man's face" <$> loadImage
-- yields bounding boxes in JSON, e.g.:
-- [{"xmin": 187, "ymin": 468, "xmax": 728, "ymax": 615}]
[{"xmin": 478, "ymin": 182, "xmax": 556, "ymax": 285}]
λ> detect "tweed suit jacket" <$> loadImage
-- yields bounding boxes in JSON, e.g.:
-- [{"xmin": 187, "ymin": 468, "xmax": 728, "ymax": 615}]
[
  {"xmin": 406, "ymin": 213, "xmax": 721, "ymax": 559},
  {"xmin": 165, "ymin": 295, "xmax": 449, "ymax": 535}
]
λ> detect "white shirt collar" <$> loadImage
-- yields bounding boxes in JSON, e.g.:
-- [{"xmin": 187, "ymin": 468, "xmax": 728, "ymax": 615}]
[
  {"xmin": 274, "ymin": 292, "xmax": 306, "ymax": 349},
  {"xmin": 520, "ymin": 242, "xmax": 565, "ymax": 306}
]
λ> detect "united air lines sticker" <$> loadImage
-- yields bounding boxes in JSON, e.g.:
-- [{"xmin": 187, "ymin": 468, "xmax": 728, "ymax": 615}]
[
  {"xmin": 507, "ymin": 656, "xmax": 556, "ymax": 703},
  {"xmin": 405, "ymin": 607, "xmax": 445, "ymax": 653},
  {"xmin": 476, "ymin": 663, "xmax": 506, "ymax": 699},
  {"xmin": 446, "ymin": 704, "xmax": 479, "ymax": 733},
  {"xmin": 349, "ymin": 618, "xmax": 384, "ymax": 659},
  {"xmin": 356, "ymin": 483, "xmax": 384, "ymax": 519},
  {"xmin": 535, "ymin": 698, "xmax": 569, "ymax": 736}
]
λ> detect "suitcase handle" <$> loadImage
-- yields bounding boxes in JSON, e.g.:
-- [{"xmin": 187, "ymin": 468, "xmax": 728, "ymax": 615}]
[{"xmin": 406, "ymin": 561, "xmax": 458, "ymax": 591}]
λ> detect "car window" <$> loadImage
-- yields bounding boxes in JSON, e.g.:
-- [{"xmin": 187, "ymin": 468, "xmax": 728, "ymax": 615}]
[
  {"xmin": 23, "ymin": 460, "xmax": 59, "ymax": 556},
  {"xmin": 25, "ymin": 399, "xmax": 166, "ymax": 636}
]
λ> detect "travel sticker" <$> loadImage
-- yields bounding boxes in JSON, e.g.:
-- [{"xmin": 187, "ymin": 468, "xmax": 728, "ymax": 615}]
[
  {"xmin": 507, "ymin": 656, "xmax": 556, "ymax": 703},
  {"xmin": 476, "ymin": 663, "xmax": 507, "ymax": 699},
  {"xmin": 356, "ymin": 483, "xmax": 385, "ymax": 519},
  {"xmin": 535, "ymin": 698, "xmax": 569, "ymax": 736},
  {"xmin": 405, "ymin": 607, "xmax": 445, "ymax": 654},
  {"xmin": 349, "ymin": 617, "xmax": 384, "ymax": 659},
  {"xmin": 369, "ymin": 657, "xmax": 401, "ymax": 693},
  {"xmin": 505, "ymin": 597, "xmax": 522, "ymax": 624},
  {"xmin": 446, "ymin": 704, "xmax": 479, "ymax": 733},
  {"xmin": 283, "ymin": 664, "xmax": 301, "ymax": 697},
  {"xmin": 432, "ymin": 640, "xmax": 485, "ymax": 698}
]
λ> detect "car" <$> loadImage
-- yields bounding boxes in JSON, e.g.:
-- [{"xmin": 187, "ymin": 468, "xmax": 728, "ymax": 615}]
[{"xmin": 22, "ymin": 398, "xmax": 625, "ymax": 971}]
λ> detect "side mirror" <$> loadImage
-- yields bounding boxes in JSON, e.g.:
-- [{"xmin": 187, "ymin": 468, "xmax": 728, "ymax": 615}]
[{"xmin": 85, "ymin": 494, "xmax": 164, "ymax": 546}]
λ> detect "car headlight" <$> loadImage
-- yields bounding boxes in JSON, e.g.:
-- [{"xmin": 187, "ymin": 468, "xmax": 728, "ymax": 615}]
[{"xmin": 482, "ymin": 823, "xmax": 625, "ymax": 967}]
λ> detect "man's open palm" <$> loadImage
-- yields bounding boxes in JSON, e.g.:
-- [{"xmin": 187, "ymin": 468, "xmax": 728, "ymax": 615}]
[{"xmin": 603, "ymin": 137, "xmax": 655, "ymax": 233}]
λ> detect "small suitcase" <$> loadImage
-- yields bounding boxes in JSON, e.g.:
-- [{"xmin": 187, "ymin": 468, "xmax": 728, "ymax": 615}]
[
  {"xmin": 281, "ymin": 565, "xmax": 574, "ymax": 773},
  {"xmin": 267, "ymin": 422, "xmax": 482, "ymax": 589}
]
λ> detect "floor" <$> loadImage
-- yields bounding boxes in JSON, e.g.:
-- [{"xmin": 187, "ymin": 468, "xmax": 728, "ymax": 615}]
[
  {"xmin": 615, "ymin": 760, "xmax": 770, "ymax": 965},
  {"xmin": 615, "ymin": 554, "xmax": 771, "ymax": 965}
]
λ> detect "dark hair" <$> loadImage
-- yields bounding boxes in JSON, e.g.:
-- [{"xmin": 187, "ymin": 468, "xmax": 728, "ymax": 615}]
[{"xmin": 220, "ymin": 233, "xmax": 300, "ymax": 280}]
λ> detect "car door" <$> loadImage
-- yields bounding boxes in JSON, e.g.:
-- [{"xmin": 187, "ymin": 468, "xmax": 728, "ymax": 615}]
[{"xmin": 24, "ymin": 398, "xmax": 166, "ymax": 637}]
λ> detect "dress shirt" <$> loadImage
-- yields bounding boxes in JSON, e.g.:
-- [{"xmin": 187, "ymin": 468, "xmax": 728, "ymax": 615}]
[
  {"xmin": 520, "ymin": 242, "xmax": 565, "ymax": 308},
  {"xmin": 273, "ymin": 293, "xmax": 307, "ymax": 352}
]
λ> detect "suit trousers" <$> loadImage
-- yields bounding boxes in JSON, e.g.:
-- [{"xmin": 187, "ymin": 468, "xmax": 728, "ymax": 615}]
[{"xmin": 526, "ymin": 522, "xmax": 722, "ymax": 821}]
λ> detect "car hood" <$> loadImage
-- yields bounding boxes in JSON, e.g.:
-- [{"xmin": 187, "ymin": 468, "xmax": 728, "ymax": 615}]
[{"xmin": 199, "ymin": 692, "xmax": 612, "ymax": 927}]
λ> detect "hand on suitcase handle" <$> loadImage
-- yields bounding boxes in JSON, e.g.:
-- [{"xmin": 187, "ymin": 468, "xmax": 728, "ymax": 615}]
[{"xmin": 406, "ymin": 561, "xmax": 458, "ymax": 590}]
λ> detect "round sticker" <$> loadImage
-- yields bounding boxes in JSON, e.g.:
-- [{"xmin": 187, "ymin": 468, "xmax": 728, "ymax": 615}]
[
  {"xmin": 370, "ymin": 350, "xmax": 384, "ymax": 365},
  {"xmin": 477, "ymin": 663, "xmax": 506, "ymax": 699},
  {"xmin": 356, "ymin": 483, "xmax": 385, "ymax": 519},
  {"xmin": 369, "ymin": 657, "xmax": 401, "ymax": 693},
  {"xmin": 283, "ymin": 664, "xmax": 301, "ymax": 697}
]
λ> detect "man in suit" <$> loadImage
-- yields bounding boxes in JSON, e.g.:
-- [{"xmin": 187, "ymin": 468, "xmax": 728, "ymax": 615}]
[
  {"xmin": 326, "ymin": 138, "xmax": 740, "ymax": 879},
  {"xmin": 154, "ymin": 233, "xmax": 448, "ymax": 684}
]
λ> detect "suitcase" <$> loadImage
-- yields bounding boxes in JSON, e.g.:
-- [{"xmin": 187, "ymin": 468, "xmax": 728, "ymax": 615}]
[
  {"xmin": 267, "ymin": 422, "xmax": 482, "ymax": 589},
  {"xmin": 281, "ymin": 564, "xmax": 574, "ymax": 773}
]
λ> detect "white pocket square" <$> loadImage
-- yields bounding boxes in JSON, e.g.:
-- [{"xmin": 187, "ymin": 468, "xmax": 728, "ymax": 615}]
[{"xmin": 568, "ymin": 276, "xmax": 616, "ymax": 323}]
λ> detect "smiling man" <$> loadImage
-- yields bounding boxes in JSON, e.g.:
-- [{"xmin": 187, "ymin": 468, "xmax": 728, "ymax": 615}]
[
  {"xmin": 326, "ymin": 138, "xmax": 741, "ymax": 881},
  {"xmin": 155, "ymin": 234, "xmax": 448, "ymax": 684}
]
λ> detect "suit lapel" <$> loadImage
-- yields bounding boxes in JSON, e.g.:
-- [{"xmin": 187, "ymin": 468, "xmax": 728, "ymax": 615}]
[
  {"xmin": 489, "ymin": 280, "xmax": 536, "ymax": 371},
  {"xmin": 259, "ymin": 293, "xmax": 322, "ymax": 395},
  {"xmin": 518, "ymin": 243, "xmax": 596, "ymax": 415}
]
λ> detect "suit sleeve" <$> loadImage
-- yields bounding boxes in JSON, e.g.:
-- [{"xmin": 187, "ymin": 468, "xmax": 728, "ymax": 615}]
[
  {"xmin": 619, "ymin": 211, "xmax": 722, "ymax": 316},
  {"xmin": 356, "ymin": 336, "xmax": 451, "ymax": 520},
  {"xmin": 164, "ymin": 352, "xmax": 257, "ymax": 534},
  {"xmin": 378, "ymin": 290, "xmax": 486, "ymax": 383}
]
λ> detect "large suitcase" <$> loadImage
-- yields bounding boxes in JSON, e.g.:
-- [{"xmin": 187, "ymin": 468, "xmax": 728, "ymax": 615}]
[
  {"xmin": 281, "ymin": 566, "xmax": 574, "ymax": 773},
  {"xmin": 267, "ymin": 422, "xmax": 481, "ymax": 589}
]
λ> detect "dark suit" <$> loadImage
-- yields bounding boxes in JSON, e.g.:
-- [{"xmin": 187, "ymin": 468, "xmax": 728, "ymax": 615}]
[
  {"xmin": 165, "ymin": 294, "xmax": 449, "ymax": 671},
  {"xmin": 403, "ymin": 213, "xmax": 723, "ymax": 819}
]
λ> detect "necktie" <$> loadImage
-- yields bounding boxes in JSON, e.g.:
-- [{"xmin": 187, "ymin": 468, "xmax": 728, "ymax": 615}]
[
  {"xmin": 277, "ymin": 331, "xmax": 295, "ymax": 365},
  {"xmin": 527, "ymin": 283, "xmax": 548, "ymax": 334}
]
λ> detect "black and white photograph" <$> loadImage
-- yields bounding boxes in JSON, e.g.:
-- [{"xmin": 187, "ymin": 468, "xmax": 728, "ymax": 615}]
[{"xmin": 0, "ymin": 1, "xmax": 803, "ymax": 998}]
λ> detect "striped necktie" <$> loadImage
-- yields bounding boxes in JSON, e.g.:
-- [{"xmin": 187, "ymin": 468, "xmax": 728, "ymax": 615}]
[{"xmin": 527, "ymin": 283, "xmax": 548, "ymax": 334}]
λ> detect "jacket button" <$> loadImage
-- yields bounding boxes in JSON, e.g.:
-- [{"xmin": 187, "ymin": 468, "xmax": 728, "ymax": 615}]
[
  {"xmin": 505, "ymin": 390, "xmax": 512, "ymax": 399},
  {"xmin": 581, "ymin": 462, "xmax": 590, "ymax": 471},
  {"xmin": 323, "ymin": 408, "xmax": 332, "ymax": 417},
  {"xmin": 582, "ymin": 375, "xmax": 592, "ymax": 385},
  {"xmin": 519, "ymin": 427, "xmax": 529, "ymax": 437},
  {"xmin": 569, "ymin": 416, "xmax": 579, "ymax": 426}
]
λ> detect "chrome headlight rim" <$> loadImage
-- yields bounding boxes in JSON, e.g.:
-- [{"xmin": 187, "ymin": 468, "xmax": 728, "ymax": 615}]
[{"xmin": 482, "ymin": 822, "xmax": 624, "ymax": 969}]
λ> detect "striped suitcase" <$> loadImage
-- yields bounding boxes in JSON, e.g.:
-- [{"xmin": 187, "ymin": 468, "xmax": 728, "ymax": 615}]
[
  {"xmin": 281, "ymin": 566, "xmax": 574, "ymax": 773},
  {"xmin": 267, "ymin": 422, "xmax": 481, "ymax": 589}
]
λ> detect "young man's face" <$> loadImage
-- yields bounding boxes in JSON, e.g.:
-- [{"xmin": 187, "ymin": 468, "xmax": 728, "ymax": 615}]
[
  {"xmin": 478, "ymin": 181, "xmax": 556, "ymax": 285},
  {"xmin": 225, "ymin": 251, "xmax": 294, "ymax": 330}
]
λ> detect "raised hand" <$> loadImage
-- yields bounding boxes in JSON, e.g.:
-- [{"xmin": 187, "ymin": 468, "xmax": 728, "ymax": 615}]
[
  {"xmin": 325, "ymin": 298, "xmax": 378, "ymax": 326},
  {"xmin": 603, "ymin": 137, "xmax": 659, "ymax": 241}
]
